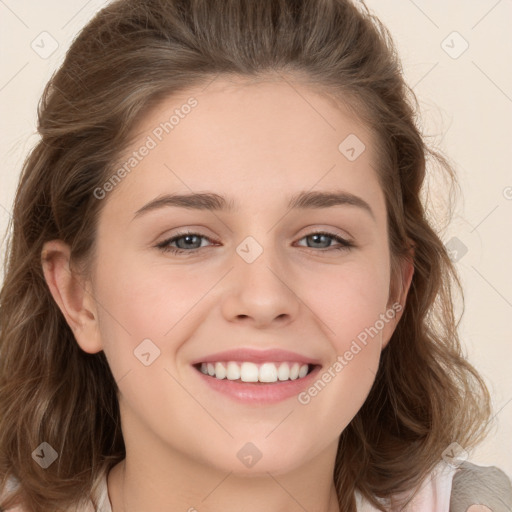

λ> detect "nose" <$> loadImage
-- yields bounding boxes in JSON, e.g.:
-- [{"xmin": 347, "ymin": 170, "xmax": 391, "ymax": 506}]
[{"xmin": 220, "ymin": 242, "xmax": 301, "ymax": 329}]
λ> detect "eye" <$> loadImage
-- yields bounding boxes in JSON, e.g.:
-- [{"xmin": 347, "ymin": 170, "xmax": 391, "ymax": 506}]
[
  {"xmin": 155, "ymin": 230, "xmax": 354, "ymax": 255},
  {"xmin": 295, "ymin": 231, "xmax": 354, "ymax": 251},
  {"xmin": 155, "ymin": 231, "xmax": 217, "ymax": 254}
]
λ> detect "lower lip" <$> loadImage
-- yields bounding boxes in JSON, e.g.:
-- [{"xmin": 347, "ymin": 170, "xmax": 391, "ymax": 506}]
[{"xmin": 193, "ymin": 365, "xmax": 322, "ymax": 404}]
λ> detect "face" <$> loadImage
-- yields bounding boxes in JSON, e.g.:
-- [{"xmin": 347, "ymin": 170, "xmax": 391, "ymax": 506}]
[{"xmin": 82, "ymin": 76, "xmax": 407, "ymax": 476}]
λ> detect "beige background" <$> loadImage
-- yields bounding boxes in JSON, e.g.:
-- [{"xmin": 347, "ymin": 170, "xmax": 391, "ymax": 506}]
[{"xmin": 0, "ymin": 1, "xmax": 511, "ymax": 475}]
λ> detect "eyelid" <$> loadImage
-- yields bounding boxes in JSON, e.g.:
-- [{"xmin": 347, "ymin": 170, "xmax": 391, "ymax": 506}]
[{"xmin": 296, "ymin": 224, "xmax": 354, "ymax": 242}]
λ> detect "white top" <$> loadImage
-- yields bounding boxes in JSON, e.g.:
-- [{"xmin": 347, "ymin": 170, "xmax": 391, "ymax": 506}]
[
  {"xmin": 89, "ymin": 469, "xmax": 112, "ymax": 512},
  {"xmin": 355, "ymin": 462, "xmax": 458, "ymax": 511}
]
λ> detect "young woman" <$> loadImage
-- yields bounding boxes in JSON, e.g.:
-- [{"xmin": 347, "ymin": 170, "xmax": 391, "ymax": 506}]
[{"xmin": 1, "ymin": 0, "xmax": 510, "ymax": 510}]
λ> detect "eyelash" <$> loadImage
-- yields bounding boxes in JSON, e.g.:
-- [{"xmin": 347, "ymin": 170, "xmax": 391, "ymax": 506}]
[{"xmin": 155, "ymin": 230, "xmax": 354, "ymax": 255}]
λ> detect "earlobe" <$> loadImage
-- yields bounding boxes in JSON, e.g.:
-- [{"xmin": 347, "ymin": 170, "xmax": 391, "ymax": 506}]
[{"xmin": 41, "ymin": 239, "xmax": 103, "ymax": 354}]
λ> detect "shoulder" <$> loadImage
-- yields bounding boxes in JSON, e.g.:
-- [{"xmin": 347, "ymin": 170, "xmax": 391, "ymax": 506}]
[
  {"xmin": 355, "ymin": 461, "xmax": 512, "ymax": 512},
  {"xmin": 450, "ymin": 461, "xmax": 512, "ymax": 512}
]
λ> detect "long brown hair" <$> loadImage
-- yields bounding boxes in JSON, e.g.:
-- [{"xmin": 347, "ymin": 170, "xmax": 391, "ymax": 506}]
[{"xmin": 0, "ymin": 0, "xmax": 492, "ymax": 510}]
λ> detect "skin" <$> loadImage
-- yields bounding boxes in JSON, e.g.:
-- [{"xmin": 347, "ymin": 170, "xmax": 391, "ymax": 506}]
[{"xmin": 42, "ymin": 75, "xmax": 413, "ymax": 512}]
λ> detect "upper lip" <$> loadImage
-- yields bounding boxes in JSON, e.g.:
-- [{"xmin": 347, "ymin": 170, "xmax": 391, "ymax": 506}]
[{"xmin": 191, "ymin": 348, "xmax": 322, "ymax": 366}]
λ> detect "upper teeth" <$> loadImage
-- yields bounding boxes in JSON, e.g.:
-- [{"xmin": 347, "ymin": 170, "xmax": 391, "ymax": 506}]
[{"xmin": 199, "ymin": 361, "xmax": 310, "ymax": 383}]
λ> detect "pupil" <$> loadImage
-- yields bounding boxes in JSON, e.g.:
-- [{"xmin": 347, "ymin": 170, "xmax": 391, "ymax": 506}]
[
  {"xmin": 181, "ymin": 235, "xmax": 198, "ymax": 248},
  {"xmin": 311, "ymin": 234, "xmax": 327, "ymax": 247}
]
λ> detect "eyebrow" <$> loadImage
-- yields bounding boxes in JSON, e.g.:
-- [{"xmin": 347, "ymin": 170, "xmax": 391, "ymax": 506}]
[{"xmin": 133, "ymin": 190, "xmax": 375, "ymax": 220}]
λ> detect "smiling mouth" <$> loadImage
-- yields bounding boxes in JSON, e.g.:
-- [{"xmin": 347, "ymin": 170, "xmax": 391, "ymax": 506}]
[{"xmin": 193, "ymin": 361, "xmax": 318, "ymax": 383}]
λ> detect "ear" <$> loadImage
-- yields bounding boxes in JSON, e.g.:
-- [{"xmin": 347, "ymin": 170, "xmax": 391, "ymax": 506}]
[
  {"xmin": 41, "ymin": 239, "xmax": 103, "ymax": 354},
  {"xmin": 381, "ymin": 243, "xmax": 415, "ymax": 350}
]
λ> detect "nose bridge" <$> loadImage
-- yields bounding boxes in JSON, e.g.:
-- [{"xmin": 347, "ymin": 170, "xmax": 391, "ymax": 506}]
[
  {"xmin": 220, "ymin": 231, "xmax": 300, "ymax": 325},
  {"xmin": 235, "ymin": 232, "xmax": 286, "ymax": 292}
]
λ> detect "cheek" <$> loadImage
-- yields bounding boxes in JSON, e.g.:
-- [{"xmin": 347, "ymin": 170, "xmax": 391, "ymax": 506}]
[
  {"xmin": 97, "ymin": 249, "xmax": 206, "ymax": 325},
  {"xmin": 294, "ymin": 263, "xmax": 392, "ymax": 437},
  {"xmin": 92, "ymin": 257, "xmax": 207, "ymax": 440},
  {"xmin": 298, "ymin": 255, "xmax": 391, "ymax": 390},
  {"xmin": 304, "ymin": 254, "xmax": 392, "ymax": 347},
  {"xmin": 92, "ymin": 252, "xmax": 208, "ymax": 381}
]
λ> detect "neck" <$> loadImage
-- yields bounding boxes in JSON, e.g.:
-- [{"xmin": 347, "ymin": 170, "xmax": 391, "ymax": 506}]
[{"xmin": 107, "ymin": 445, "xmax": 341, "ymax": 512}]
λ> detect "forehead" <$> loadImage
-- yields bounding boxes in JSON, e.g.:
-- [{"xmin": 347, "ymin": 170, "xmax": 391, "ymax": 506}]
[{"xmin": 104, "ymin": 76, "xmax": 384, "ymax": 218}]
